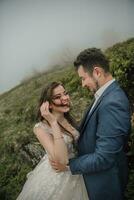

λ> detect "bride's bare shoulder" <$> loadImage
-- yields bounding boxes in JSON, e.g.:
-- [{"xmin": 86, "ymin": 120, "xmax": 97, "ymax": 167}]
[{"xmin": 33, "ymin": 121, "xmax": 53, "ymax": 135}]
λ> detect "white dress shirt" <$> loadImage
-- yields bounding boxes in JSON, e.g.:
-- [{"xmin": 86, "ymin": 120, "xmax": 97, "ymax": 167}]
[{"xmin": 89, "ymin": 79, "xmax": 115, "ymax": 113}]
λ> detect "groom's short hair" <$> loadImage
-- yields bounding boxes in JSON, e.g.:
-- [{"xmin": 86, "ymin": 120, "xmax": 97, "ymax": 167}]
[{"xmin": 74, "ymin": 48, "xmax": 110, "ymax": 73}]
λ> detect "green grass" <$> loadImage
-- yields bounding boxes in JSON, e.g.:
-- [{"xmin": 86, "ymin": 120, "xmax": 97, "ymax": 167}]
[
  {"xmin": 0, "ymin": 65, "xmax": 91, "ymax": 199},
  {"xmin": 0, "ymin": 38, "xmax": 134, "ymax": 199}
]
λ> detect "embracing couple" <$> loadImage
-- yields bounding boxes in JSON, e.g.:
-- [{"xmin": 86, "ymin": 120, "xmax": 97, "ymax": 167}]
[{"xmin": 17, "ymin": 48, "xmax": 131, "ymax": 200}]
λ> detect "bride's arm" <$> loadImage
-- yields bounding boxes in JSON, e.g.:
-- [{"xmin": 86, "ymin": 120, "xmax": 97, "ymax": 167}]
[{"xmin": 33, "ymin": 122, "xmax": 68, "ymax": 165}]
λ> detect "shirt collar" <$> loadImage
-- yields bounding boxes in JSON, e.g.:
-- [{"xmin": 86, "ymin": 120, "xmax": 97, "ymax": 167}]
[{"xmin": 94, "ymin": 79, "xmax": 115, "ymax": 100}]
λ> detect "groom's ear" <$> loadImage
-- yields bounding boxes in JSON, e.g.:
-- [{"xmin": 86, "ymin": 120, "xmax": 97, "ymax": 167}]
[{"xmin": 93, "ymin": 66, "xmax": 101, "ymax": 78}]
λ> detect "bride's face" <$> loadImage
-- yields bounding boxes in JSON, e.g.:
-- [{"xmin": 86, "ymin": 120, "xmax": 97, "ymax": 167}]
[{"xmin": 50, "ymin": 85, "xmax": 70, "ymax": 113}]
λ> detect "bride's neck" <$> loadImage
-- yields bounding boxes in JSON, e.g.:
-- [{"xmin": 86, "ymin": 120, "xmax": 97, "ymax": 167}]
[{"xmin": 51, "ymin": 111, "xmax": 64, "ymax": 121}]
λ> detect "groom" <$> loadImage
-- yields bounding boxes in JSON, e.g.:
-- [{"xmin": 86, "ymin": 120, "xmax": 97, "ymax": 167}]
[{"xmin": 50, "ymin": 48, "xmax": 131, "ymax": 200}]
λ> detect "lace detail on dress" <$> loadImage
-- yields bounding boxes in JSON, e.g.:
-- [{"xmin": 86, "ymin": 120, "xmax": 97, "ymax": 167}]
[
  {"xmin": 17, "ymin": 121, "xmax": 89, "ymax": 200},
  {"xmin": 34, "ymin": 121, "xmax": 79, "ymax": 159}
]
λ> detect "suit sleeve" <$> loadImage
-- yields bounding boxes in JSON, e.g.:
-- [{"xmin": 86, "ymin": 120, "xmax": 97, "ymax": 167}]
[{"xmin": 69, "ymin": 99, "xmax": 131, "ymax": 174}]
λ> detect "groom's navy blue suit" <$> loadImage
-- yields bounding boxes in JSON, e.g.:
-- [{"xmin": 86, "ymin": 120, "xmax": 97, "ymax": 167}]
[{"xmin": 69, "ymin": 81, "xmax": 131, "ymax": 200}]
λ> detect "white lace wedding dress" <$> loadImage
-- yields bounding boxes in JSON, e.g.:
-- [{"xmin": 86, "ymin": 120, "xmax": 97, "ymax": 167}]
[{"xmin": 17, "ymin": 122, "xmax": 88, "ymax": 200}]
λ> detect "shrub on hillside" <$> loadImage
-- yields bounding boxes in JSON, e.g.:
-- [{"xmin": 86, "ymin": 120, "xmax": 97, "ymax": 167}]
[{"xmin": 105, "ymin": 38, "xmax": 134, "ymax": 199}]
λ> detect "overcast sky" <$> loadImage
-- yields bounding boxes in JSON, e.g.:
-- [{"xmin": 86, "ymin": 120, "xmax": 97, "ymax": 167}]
[{"xmin": 0, "ymin": 0, "xmax": 134, "ymax": 94}]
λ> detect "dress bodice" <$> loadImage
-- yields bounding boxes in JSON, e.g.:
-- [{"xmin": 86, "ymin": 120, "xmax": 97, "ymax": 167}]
[
  {"xmin": 34, "ymin": 121, "xmax": 79, "ymax": 159},
  {"xmin": 17, "ymin": 122, "xmax": 88, "ymax": 200}
]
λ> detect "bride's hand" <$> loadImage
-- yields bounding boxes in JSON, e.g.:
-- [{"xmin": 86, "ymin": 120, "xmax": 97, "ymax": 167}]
[{"xmin": 40, "ymin": 102, "xmax": 57, "ymax": 125}]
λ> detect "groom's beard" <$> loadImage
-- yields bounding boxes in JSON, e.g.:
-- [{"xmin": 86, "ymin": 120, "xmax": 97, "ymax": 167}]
[
  {"xmin": 94, "ymin": 81, "xmax": 100, "ymax": 92},
  {"xmin": 90, "ymin": 77, "xmax": 100, "ymax": 95}
]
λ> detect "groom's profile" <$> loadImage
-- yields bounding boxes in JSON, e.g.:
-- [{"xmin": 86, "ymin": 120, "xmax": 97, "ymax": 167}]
[{"xmin": 50, "ymin": 48, "xmax": 131, "ymax": 200}]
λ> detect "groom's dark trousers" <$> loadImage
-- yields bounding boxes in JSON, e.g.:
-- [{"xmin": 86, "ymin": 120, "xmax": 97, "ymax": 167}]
[{"xmin": 69, "ymin": 81, "xmax": 131, "ymax": 200}]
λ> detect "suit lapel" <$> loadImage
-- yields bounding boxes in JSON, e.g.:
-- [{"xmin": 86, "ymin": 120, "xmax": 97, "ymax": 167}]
[
  {"xmin": 80, "ymin": 96, "xmax": 103, "ymax": 133},
  {"xmin": 80, "ymin": 81, "xmax": 119, "ymax": 135},
  {"xmin": 79, "ymin": 98, "xmax": 95, "ymax": 131}
]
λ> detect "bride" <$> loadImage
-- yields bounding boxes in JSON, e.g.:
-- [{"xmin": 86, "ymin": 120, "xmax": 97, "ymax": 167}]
[{"xmin": 17, "ymin": 82, "xmax": 88, "ymax": 200}]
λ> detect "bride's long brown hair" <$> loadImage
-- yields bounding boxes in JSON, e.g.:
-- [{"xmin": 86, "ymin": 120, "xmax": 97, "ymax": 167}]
[{"xmin": 36, "ymin": 82, "xmax": 77, "ymax": 129}]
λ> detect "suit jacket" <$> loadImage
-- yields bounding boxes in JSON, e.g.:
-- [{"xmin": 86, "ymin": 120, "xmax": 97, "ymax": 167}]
[{"xmin": 69, "ymin": 81, "xmax": 131, "ymax": 200}]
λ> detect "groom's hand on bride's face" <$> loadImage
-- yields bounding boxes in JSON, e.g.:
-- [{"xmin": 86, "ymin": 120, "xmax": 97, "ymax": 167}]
[{"xmin": 49, "ymin": 159, "xmax": 67, "ymax": 172}]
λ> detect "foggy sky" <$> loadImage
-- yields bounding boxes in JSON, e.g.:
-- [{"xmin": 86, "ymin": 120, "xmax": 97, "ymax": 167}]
[{"xmin": 0, "ymin": 0, "xmax": 134, "ymax": 94}]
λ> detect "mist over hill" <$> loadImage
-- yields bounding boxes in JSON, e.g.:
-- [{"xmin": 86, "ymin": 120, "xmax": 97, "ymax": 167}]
[{"xmin": 1, "ymin": 0, "xmax": 134, "ymax": 93}]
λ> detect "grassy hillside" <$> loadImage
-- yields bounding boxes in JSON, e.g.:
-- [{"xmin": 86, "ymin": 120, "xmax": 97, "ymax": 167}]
[
  {"xmin": 0, "ymin": 38, "xmax": 134, "ymax": 200},
  {"xmin": 0, "ymin": 65, "xmax": 91, "ymax": 199}
]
